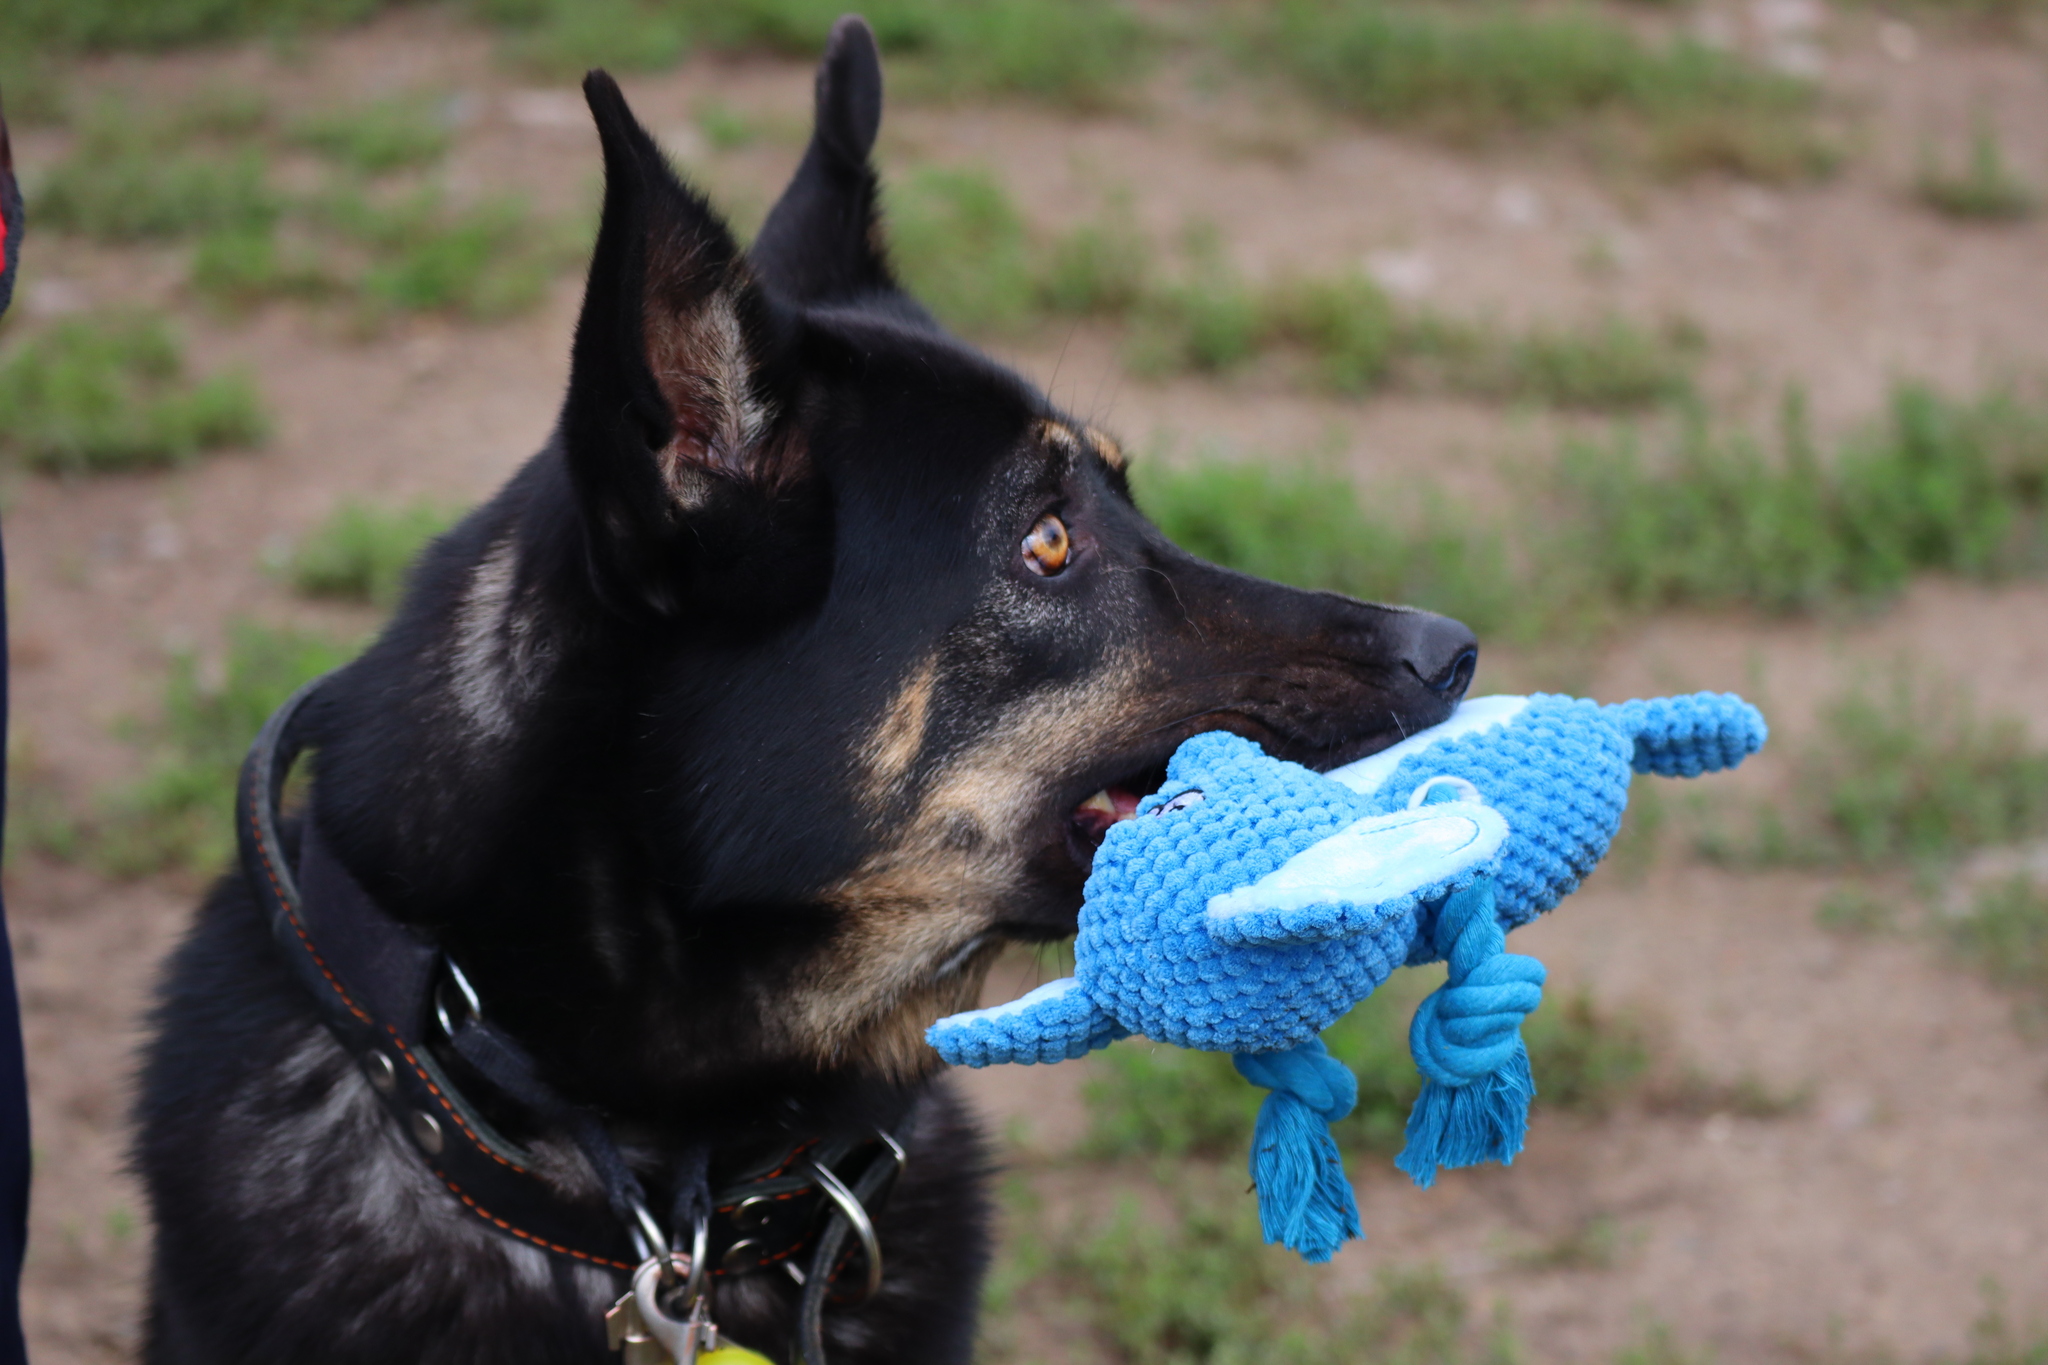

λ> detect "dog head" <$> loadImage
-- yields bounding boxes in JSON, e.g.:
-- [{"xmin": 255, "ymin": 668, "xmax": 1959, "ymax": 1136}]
[{"xmin": 318, "ymin": 20, "xmax": 1477, "ymax": 1099}]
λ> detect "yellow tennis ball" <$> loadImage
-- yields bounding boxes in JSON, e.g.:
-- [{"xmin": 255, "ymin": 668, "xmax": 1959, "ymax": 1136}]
[{"xmin": 699, "ymin": 1346, "xmax": 778, "ymax": 1365}]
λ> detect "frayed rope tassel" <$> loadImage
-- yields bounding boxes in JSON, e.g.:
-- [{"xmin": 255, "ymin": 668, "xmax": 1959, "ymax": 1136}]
[
  {"xmin": 1396, "ymin": 877, "xmax": 1547, "ymax": 1189},
  {"xmin": 1232, "ymin": 1038, "xmax": 1363, "ymax": 1262}
]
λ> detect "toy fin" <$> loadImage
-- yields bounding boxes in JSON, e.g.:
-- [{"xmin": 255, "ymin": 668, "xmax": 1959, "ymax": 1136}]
[
  {"xmin": 925, "ymin": 978, "xmax": 1128, "ymax": 1067},
  {"xmin": 1203, "ymin": 804, "xmax": 1508, "ymax": 948},
  {"xmin": 1604, "ymin": 692, "xmax": 1768, "ymax": 778}
]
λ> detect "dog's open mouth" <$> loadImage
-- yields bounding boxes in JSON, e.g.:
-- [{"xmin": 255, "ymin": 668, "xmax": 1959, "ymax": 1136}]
[
  {"xmin": 1070, "ymin": 786, "xmax": 1143, "ymax": 846},
  {"xmin": 1062, "ymin": 757, "xmax": 1171, "ymax": 874}
]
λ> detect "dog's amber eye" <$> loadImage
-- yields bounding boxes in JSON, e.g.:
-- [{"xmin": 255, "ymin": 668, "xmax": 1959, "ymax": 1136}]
[{"xmin": 1022, "ymin": 514, "xmax": 1071, "ymax": 575}]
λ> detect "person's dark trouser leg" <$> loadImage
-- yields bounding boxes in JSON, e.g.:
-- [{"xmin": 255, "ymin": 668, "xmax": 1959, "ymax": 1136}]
[{"xmin": 0, "ymin": 87, "xmax": 35, "ymax": 1365}]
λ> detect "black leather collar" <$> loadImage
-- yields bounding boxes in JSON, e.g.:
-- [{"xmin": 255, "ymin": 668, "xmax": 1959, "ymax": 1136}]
[{"xmin": 236, "ymin": 678, "xmax": 900, "ymax": 1290}]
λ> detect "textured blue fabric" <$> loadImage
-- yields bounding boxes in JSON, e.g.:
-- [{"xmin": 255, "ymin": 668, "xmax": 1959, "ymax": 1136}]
[
  {"xmin": 925, "ymin": 690, "xmax": 1766, "ymax": 1261},
  {"xmin": 929, "ymin": 690, "xmax": 1765, "ymax": 1065},
  {"xmin": 1332, "ymin": 692, "xmax": 1768, "ymax": 939}
]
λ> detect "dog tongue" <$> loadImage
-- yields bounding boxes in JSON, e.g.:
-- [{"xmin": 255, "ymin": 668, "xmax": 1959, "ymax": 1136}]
[{"xmin": 1072, "ymin": 786, "xmax": 1142, "ymax": 845}]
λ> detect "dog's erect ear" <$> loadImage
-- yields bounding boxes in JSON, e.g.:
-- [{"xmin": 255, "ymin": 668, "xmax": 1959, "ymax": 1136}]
[
  {"xmin": 748, "ymin": 16, "xmax": 894, "ymax": 305},
  {"xmin": 563, "ymin": 72, "xmax": 814, "ymax": 621}
]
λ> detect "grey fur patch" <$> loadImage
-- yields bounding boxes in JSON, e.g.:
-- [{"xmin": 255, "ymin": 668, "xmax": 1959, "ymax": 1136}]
[{"xmin": 448, "ymin": 534, "xmax": 554, "ymax": 742}]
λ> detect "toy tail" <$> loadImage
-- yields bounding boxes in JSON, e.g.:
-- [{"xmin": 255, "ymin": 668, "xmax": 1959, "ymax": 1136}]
[
  {"xmin": 1396, "ymin": 877, "xmax": 1547, "ymax": 1189},
  {"xmin": 1233, "ymin": 1040, "xmax": 1363, "ymax": 1263}
]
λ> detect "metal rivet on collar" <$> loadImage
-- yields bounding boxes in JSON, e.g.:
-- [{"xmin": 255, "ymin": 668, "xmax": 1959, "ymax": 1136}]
[
  {"xmin": 731, "ymin": 1194, "xmax": 774, "ymax": 1231},
  {"xmin": 410, "ymin": 1109, "xmax": 444, "ymax": 1156},
  {"xmin": 362, "ymin": 1050, "xmax": 397, "ymax": 1094},
  {"xmin": 720, "ymin": 1238, "xmax": 763, "ymax": 1272}
]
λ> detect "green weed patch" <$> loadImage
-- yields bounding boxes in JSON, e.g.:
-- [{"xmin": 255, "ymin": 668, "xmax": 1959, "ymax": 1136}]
[
  {"xmin": 289, "ymin": 95, "xmax": 452, "ymax": 173},
  {"xmin": 1919, "ymin": 126, "xmax": 2037, "ymax": 221},
  {"xmin": 0, "ymin": 313, "xmax": 268, "ymax": 473},
  {"xmin": 94, "ymin": 623, "xmax": 352, "ymax": 877},
  {"xmin": 886, "ymin": 166, "xmax": 1038, "ymax": 334},
  {"xmin": 288, "ymin": 497, "xmax": 459, "ymax": 607},
  {"xmin": 1557, "ymin": 386, "xmax": 2048, "ymax": 615},
  {"xmin": 1244, "ymin": 0, "xmax": 1833, "ymax": 180},
  {"xmin": 987, "ymin": 1166, "xmax": 1517, "ymax": 1365},
  {"xmin": 1134, "ymin": 382, "xmax": 2048, "ymax": 642},
  {"xmin": 36, "ymin": 108, "xmax": 278, "ymax": 242},
  {"xmin": 1733, "ymin": 671, "xmax": 2048, "ymax": 868},
  {"xmin": 34, "ymin": 88, "xmax": 577, "ymax": 326},
  {"xmin": 0, "ymin": 0, "xmax": 408, "ymax": 50},
  {"xmin": 887, "ymin": 169, "xmax": 1698, "ymax": 409},
  {"xmin": 475, "ymin": 0, "xmax": 1147, "ymax": 107},
  {"xmin": 1946, "ymin": 877, "xmax": 2048, "ymax": 1009},
  {"xmin": 1132, "ymin": 454, "xmax": 1517, "ymax": 635}
]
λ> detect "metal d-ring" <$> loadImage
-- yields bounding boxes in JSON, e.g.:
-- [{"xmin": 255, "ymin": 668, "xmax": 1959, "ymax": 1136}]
[
  {"xmin": 675, "ymin": 1210, "xmax": 711, "ymax": 1310},
  {"xmin": 626, "ymin": 1196, "xmax": 668, "ymax": 1268},
  {"xmin": 805, "ymin": 1157, "xmax": 883, "ymax": 1304},
  {"xmin": 434, "ymin": 955, "xmax": 484, "ymax": 1038}
]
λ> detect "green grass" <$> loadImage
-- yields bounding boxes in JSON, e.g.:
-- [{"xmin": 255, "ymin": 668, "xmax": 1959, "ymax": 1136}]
[
  {"xmin": 94, "ymin": 622, "xmax": 352, "ymax": 877},
  {"xmin": 35, "ymin": 107, "xmax": 279, "ymax": 242},
  {"xmin": 1242, "ymin": 0, "xmax": 1832, "ymax": 181},
  {"xmin": 1556, "ymin": 386, "xmax": 2048, "ymax": 615},
  {"xmin": 1736, "ymin": 671, "xmax": 2048, "ymax": 868},
  {"xmin": 1946, "ymin": 877, "xmax": 2048, "ymax": 1009},
  {"xmin": 473, "ymin": 0, "xmax": 692, "ymax": 76},
  {"xmin": 289, "ymin": 94, "xmax": 452, "ymax": 173},
  {"xmin": 1133, "ymin": 454, "xmax": 1517, "ymax": 636},
  {"xmin": 0, "ymin": 313, "xmax": 269, "ymax": 473},
  {"xmin": 1816, "ymin": 885, "xmax": 1901, "ymax": 934},
  {"xmin": 694, "ymin": 99, "xmax": 760, "ymax": 153},
  {"xmin": 1039, "ymin": 196, "xmax": 1151, "ymax": 319},
  {"xmin": 0, "ymin": 0, "xmax": 408, "ymax": 50},
  {"xmin": 34, "ymin": 87, "xmax": 576, "ymax": 326},
  {"xmin": 1919, "ymin": 127, "xmax": 2037, "ymax": 222},
  {"xmin": 0, "ymin": 51, "xmax": 74, "ymax": 127},
  {"xmin": 190, "ymin": 225, "xmax": 341, "ymax": 308},
  {"xmin": 288, "ymin": 497, "xmax": 458, "ymax": 607},
  {"xmin": 212, "ymin": 184, "xmax": 572, "ymax": 323},
  {"xmin": 887, "ymin": 165, "xmax": 1037, "ymax": 334},
  {"xmin": 1474, "ymin": 317, "xmax": 1700, "ymax": 410},
  {"xmin": 475, "ymin": 0, "xmax": 1148, "ymax": 107},
  {"xmin": 1954, "ymin": 1282, "xmax": 2048, "ymax": 1365},
  {"xmin": 987, "ymin": 1167, "xmax": 1518, "ymax": 1365},
  {"xmin": 1132, "ymin": 382, "xmax": 2048, "ymax": 642},
  {"xmin": 876, "ymin": 168, "xmax": 1699, "ymax": 409}
]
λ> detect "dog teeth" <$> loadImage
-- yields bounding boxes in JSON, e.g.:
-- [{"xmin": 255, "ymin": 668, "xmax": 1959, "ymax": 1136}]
[{"xmin": 1077, "ymin": 790, "xmax": 1119, "ymax": 818}]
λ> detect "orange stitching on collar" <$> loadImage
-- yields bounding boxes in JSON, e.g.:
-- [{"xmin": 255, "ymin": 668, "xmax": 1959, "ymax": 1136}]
[{"xmin": 439, "ymin": 1173, "xmax": 635, "ymax": 1271}]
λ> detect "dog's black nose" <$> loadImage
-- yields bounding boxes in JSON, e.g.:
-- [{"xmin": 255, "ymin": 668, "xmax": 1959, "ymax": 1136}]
[{"xmin": 1401, "ymin": 612, "xmax": 1479, "ymax": 703}]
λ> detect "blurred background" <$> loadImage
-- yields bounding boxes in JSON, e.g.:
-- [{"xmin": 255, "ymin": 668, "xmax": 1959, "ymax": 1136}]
[{"xmin": 0, "ymin": 0, "xmax": 2045, "ymax": 1359}]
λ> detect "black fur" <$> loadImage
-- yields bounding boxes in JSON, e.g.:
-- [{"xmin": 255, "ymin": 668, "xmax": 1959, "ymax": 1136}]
[{"xmin": 137, "ymin": 25, "xmax": 1478, "ymax": 1365}]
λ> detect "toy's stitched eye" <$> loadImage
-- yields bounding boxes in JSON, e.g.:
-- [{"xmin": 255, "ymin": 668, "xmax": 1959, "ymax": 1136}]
[
  {"xmin": 1022, "ymin": 514, "xmax": 1071, "ymax": 576},
  {"xmin": 1153, "ymin": 789, "xmax": 1204, "ymax": 815}
]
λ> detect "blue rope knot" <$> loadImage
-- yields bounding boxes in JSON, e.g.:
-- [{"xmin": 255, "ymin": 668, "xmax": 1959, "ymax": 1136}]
[
  {"xmin": 1395, "ymin": 877, "xmax": 1546, "ymax": 1188},
  {"xmin": 1232, "ymin": 1039, "xmax": 1362, "ymax": 1263}
]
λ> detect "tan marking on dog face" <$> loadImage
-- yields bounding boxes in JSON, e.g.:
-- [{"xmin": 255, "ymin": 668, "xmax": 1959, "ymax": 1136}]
[
  {"xmin": 861, "ymin": 656, "xmax": 937, "ymax": 803},
  {"xmin": 1084, "ymin": 426, "xmax": 1125, "ymax": 470},
  {"xmin": 1034, "ymin": 417, "xmax": 1083, "ymax": 458},
  {"xmin": 789, "ymin": 657, "xmax": 1157, "ymax": 1080}
]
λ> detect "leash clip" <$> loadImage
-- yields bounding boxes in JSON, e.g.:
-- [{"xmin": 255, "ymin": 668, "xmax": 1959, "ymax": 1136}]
[{"xmin": 614, "ymin": 1217, "xmax": 717, "ymax": 1365}]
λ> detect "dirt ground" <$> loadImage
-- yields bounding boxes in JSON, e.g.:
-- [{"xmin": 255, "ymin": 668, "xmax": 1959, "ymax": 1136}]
[{"xmin": 7, "ymin": 5, "xmax": 2048, "ymax": 1361}]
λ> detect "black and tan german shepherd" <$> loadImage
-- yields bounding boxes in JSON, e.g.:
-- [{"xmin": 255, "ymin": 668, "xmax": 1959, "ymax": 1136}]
[{"xmin": 136, "ymin": 18, "xmax": 1477, "ymax": 1365}]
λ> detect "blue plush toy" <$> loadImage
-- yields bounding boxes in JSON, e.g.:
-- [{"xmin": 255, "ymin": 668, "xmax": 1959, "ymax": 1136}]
[{"xmin": 928, "ymin": 692, "xmax": 1766, "ymax": 1261}]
